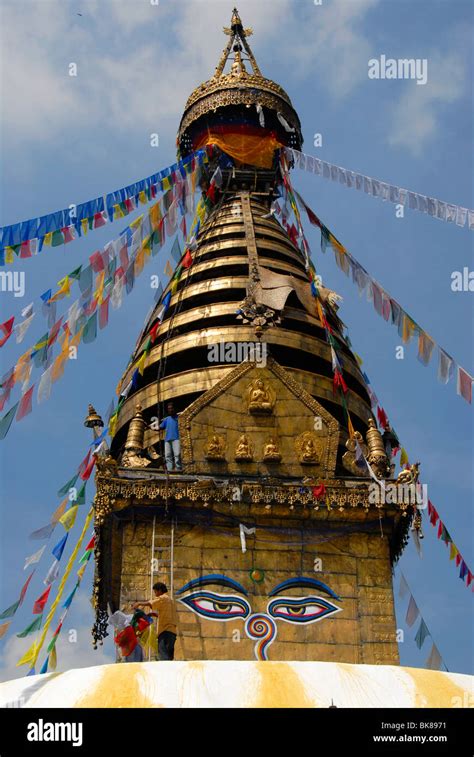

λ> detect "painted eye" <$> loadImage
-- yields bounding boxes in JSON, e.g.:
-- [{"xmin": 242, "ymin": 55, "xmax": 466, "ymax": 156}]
[
  {"xmin": 267, "ymin": 595, "xmax": 341, "ymax": 624},
  {"xmin": 179, "ymin": 591, "xmax": 251, "ymax": 621}
]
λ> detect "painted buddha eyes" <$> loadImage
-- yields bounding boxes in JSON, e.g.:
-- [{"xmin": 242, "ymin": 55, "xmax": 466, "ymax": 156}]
[
  {"xmin": 267, "ymin": 595, "xmax": 341, "ymax": 624},
  {"xmin": 179, "ymin": 591, "xmax": 251, "ymax": 621}
]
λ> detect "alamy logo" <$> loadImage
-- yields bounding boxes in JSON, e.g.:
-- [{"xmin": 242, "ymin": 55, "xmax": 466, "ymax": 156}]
[
  {"xmin": 368, "ymin": 55, "xmax": 428, "ymax": 85},
  {"xmin": 27, "ymin": 719, "xmax": 83, "ymax": 748},
  {"xmin": 207, "ymin": 341, "xmax": 267, "ymax": 367},
  {"xmin": 0, "ymin": 270, "xmax": 25, "ymax": 298}
]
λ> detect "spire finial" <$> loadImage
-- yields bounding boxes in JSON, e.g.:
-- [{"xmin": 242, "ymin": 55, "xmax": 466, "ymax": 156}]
[{"xmin": 214, "ymin": 8, "xmax": 261, "ymax": 79}]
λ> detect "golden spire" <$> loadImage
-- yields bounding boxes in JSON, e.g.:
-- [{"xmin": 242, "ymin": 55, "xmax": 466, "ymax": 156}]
[{"xmin": 215, "ymin": 7, "xmax": 261, "ymax": 79}]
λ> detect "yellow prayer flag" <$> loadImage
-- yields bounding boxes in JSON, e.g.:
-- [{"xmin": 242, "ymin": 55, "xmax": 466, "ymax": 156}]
[
  {"xmin": 94, "ymin": 271, "xmax": 105, "ymax": 305},
  {"xmin": 347, "ymin": 414, "xmax": 355, "ymax": 438},
  {"xmin": 162, "ymin": 176, "xmax": 171, "ymax": 191},
  {"xmin": 402, "ymin": 315, "xmax": 415, "ymax": 344},
  {"xmin": 59, "ymin": 505, "xmax": 79, "ymax": 531},
  {"xmin": 138, "ymin": 191, "xmax": 147, "ymax": 205},
  {"xmin": 130, "ymin": 214, "xmax": 144, "ymax": 231},
  {"xmin": 16, "ymin": 641, "xmax": 38, "ymax": 668},
  {"xmin": 5, "ymin": 247, "xmax": 14, "ymax": 264},
  {"xmin": 171, "ymin": 278, "xmax": 179, "ymax": 295},
  {"xmin": 113, "ymin": 204, "xmax": 125, "ymax": 219},
  {"xmin": 77, "ymin": 563, "xmax": 87, "ymax": 580},
  {"xmin": 134, "ymin": 248, "xmax": 145, "ymax": 277},
  {"xmin": 43, "ymin": 232, "xmax": 53, "ymax": 246},
  {"xmin": 329, "ymin": 234, "xmax": 346, "ymax": 255},
  {"xmin": 137, "ymin": 352, "xmax": 147, "ymax": 376},
  {"xmin": 81, "ymin": 219, "xmax": 89, "ymax": 235},
  {"xmin": 109, "ymin": 413, "xmax": 117, "ymax": 437},
  {"xmin": 51, "ymin": 352, "xmax": 68, "ymax": 383},
  {"xmin": 150, "ymin": 203, "xmax": 162, "ymax": 230},
  {"xmin": 354, "ymin": 353, "xmax": 363, "ymax": 367},
  {"xmin": 400, "ymin": 448, "xmax": 409, "ymax": 466},
  {"xmin": 49, "ymin": 644, "xmax": 57, "ymax": 671},
  {"xmin": 449, "ymin": 542, "xmax": 458, "ymax": 561}
]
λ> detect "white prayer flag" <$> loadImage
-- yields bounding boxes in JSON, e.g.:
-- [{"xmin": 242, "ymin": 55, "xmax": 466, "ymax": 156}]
[{"xmin": 24, "ymin": 545, "xmax": 46, "ymax": 570}]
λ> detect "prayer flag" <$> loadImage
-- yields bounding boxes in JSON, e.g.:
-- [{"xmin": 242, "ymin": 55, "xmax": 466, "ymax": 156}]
[
  {"xmin": 399, "ymin": 574, "xmax": 410, "ymax": 599},
  {"xmin": 0, "ymin": 402, "xmax": 19, "ymax": 440},
  {"xmin": 456, "ymin": 367, "xmax": 472, "ymax": 404},
  {"xmin": 414, "ymin": 618, "xmax": 430, "ymax": 649},
  {"xmin": 33, "ymin": 586, "xmax": 51, "ymax": 615},
  {"xmin": 16, "ymin": 641, "xmax": 38, "ymax": 668},
  {"xmin": 59, "ymin": 506, "xmax": 79, "ymax": 531},
  {"xmin": 405, "ymin": 595, "xmax": 419, "ymax": 627},
  {"xmin": 426, "ymin": 643, "xmax": 442, "ymax": 670},
  {"xmin": 0, "ymin": 621, "xmax": 11, "ymax": 639},
  {"xmin": 24, "ymin": 545, "xmax": 46, "ymax": 570},
  {"xmin": 30, "ymin": 522, "xmax": 55, "ymax": 540},
  {"xmin": 17, "ymin": 615, "xmax": 42, "ymax": 637},
  {"xmin": 58, "ymin": 473, "xmax": 79, "ymax": 497},
  {"xmin": 0, "ymin": 317, "xmax": 15, "ymax": 347},
  {"xmin": 0, "ymin": 600, "xmax": 20, "ymax": 620},
  {"xmin": 44, "ymin": 559, "xmax": 60, "ymax": 586},
  {"xmin": 16, "ymin": 385, "xmax": 34, "ymax": 421}
]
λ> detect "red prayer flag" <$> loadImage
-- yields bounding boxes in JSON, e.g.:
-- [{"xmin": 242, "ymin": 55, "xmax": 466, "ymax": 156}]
[
  {"xmin": 84, "ymin": 536, "xmax": 95, "ymax": 551},
  {"xmin": 62, "ymin": 226, "xmax": 75, "ymax": 243},
  {"xmin": 457, "ymin": 367, "xmax": 472, "ymax": 404},
  {"xmin": 377, "ymin": 406, "xmax": 388, "ymax": 429},
  {"xmin": 33, "ymin": 585, "xmax": 51, "ymax": 614},
  {"xmin": 149, "ymin": 322, "xmax": 160, "ymax": 343},
  {"xmin": 181, "ymin": 249, "xmax": 193, "ymax": 269},
  {"xmin": 428, "ymin": 500, "xmax": 439, "ymax": 526},
  {"xmin": 78, "ymin": 450, "xmax": 91, "ymax": 476},
  {"xmin": 115, "ymin": 625, "xmax": 137, "ymax": 657},
  {"xmin": 93, "ymin": 212, "xmax": 107, "ymax": 229},
  {"xmin": 19, "ymin": 571, "xmax": 35, "ymax": 605},
  {"xmin": 89, "ymin": 251, "xmax": 105, "ymax": 272},
  {"xmin": 16, "ymin": 385, "xmax": 34, "ymax": 421},
  {"xmin": 467, "ymin": 571, "xmax": 473, "ymax": 587},
  {"xmin": 455, "ymin": 552, "xmax": 462, "ymax": 567},
  {"xmin": 20, "ymin": 241, "xmax": 33, "ymax": 258},
  {"xmin": 81, "ymin": 456, "xmax": 96, "ymax": 481},
  {"xmin": 0, "ymin": 317, "xmax": 15, "ymax": 347},
  {"xmin": 437, "ymin": 520, "xmax": 443, "ymax": 539}
]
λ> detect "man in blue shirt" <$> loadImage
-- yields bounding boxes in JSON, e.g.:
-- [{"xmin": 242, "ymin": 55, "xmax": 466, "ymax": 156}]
[{"xmin": 160, "ymin": 402, "xmax": 182, "ymax": 472}]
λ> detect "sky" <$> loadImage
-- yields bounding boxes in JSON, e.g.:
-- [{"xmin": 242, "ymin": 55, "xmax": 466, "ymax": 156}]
[{"xmin": 0, "ymin": 0, "xmax": 472, "ymax": 682}]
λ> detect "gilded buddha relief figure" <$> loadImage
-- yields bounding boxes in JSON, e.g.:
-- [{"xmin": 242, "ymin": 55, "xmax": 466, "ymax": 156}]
[
  {"xmin": 235, "ymin": 434, "xmax": 253, "ymax": 461},
  {"xmin": 295, "ymin": 432, "xmax": 320, "ymax": 465},
  {"xmin": 263, "ymin": 437, "xmax": 281, "ymax": 462},
  {"xmin": 247, "ymin": 378, "xmax": 274, "ymax": 414},
  {"xmin": 205, "ymin": 434, "xmax": 226, "ymax": 460}
]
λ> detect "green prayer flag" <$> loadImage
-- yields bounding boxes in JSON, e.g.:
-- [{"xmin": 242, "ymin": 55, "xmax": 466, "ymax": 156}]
[
  {"xmin": 57, "ymin": 473, "xmax": 79, "ymax": 497},
  {"xmin": 0, "ymin": 402, "xmax": 20, "ymax": 441},
  {"xmin": 79, "ymin": 549, "xmax": 93, "ymax": 566},
  {"xmin": 51, "ymin": 230, "xmax": 65, "ymax": 247},
  {"xmin": 0, "ymin": 599, "xmax": 20, "ymax": 620},
  {"xmin": 82, "ymin": 311, "xmax": 97, "ymax": 344},
  {"xmin": 69, "ymin": 265, "xmax": 83, "ymax": 280},
  {"xmin": 17, "ymin": 615, "xmax": 42, "ymax": 638},
  {"xmin": 414, "ymin": 619, "xmax": 430, "ymax": 649},
  {"xmin": 75, "ymin": 482, "xmax": 87, "ymax": 505}
]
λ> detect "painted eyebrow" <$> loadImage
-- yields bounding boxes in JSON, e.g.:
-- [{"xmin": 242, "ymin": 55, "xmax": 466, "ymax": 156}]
[
  {"xmin": 268, "ymin": 577, "xmax": 340, "ymax": 600},
  {"xmin": 176, "ymin": 574, "xmax": 248, "ymax": 596}
]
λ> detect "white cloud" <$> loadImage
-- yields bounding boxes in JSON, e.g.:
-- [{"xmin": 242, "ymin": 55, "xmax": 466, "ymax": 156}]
[
  {"xmin": 387, "ymin": 51, "xmax": 467, "ymax": 156},
  {"xmin": 0, "ymin": 0, "xmax": 380, "ymax": 148}
]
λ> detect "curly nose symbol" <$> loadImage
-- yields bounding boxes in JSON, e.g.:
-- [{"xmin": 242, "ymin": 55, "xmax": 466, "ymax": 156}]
[{"xmin": 245, "ymin": 613, "xmax": 277, "ymax": 661}]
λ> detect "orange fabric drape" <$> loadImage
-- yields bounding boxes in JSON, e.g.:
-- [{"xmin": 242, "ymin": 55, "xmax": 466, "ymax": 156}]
[{"xmin": 195, "ymin": 131, "xmax": 282, "ymax": 169}]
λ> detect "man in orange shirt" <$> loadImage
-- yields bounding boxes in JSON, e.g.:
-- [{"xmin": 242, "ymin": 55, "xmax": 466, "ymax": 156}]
[{"xmin": 134, "ymin": 582, "xmax": 178, "ymax": 660}]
